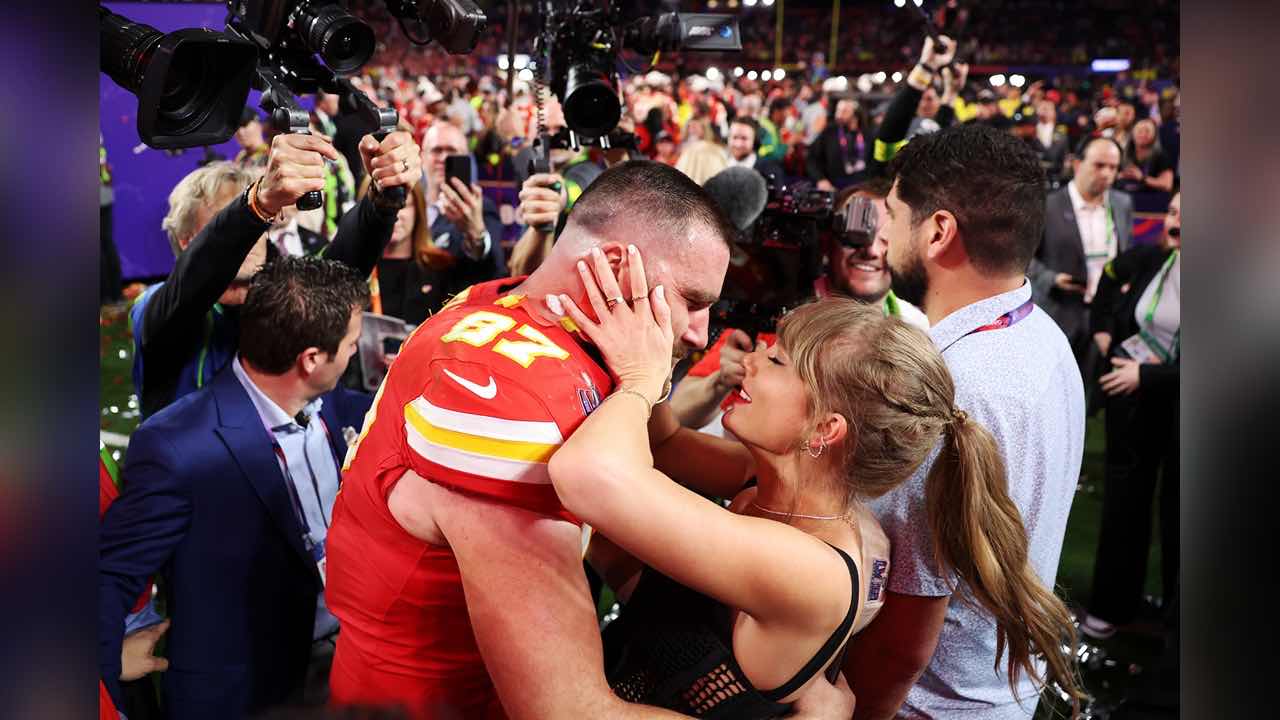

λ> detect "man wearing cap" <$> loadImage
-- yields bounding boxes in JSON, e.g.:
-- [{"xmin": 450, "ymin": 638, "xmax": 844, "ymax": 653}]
[{"xmin": 234, "ymin": 107, "xmax": 271, "ymax": 168}]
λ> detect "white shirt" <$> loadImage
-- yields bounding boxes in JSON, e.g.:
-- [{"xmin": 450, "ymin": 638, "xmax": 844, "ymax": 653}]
[
  {"xmin": 269, "ymin": 218, "xmax": 305, "ymax": 258},
  {"xmin": 1134, "ymin": 251, "xmax": 1180, "ymax": 358},
  {"xmin": 727, "ymin": 153, "xmax": 758, "ymax": 169},
  {"xmin": 1035, "ymin": 122, "xmax": 1055, "ymax": 150},
  {"xmin": 1067, "ymin": 180, "xmax": 1116, "ymax": 302}
]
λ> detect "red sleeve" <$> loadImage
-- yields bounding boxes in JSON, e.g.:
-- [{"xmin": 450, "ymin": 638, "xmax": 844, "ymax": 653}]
[
  {"xmin": 99, "ymin": 458, "xmax": 120, "ymax": 519},
  {"xmin": 402, "ymin": 357, "xmax": 576, "ymax": 520}
]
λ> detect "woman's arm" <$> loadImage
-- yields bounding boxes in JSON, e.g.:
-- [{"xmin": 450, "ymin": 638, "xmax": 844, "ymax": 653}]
[
  {"xmin": 1142, "ymin": 168, "xmax": 1175, "ymax": 192},
  {"xmin": 549, "ymin": 246, "xmax": 846, "ymax": 628},
  {"xmin": 551, "ymin": 394, "xmax": 844, "ymax": 627}
]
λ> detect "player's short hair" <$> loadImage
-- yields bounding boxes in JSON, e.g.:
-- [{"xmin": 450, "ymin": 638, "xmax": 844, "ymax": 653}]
[{"xmin": 565, "ymin": 159, "xmax": 734, "ymax": 252}]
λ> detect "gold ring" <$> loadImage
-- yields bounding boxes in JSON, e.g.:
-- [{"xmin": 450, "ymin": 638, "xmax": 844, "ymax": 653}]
[
  {"xmin": 400, "ymin": 159, "xmax": 410, "ymax": 172},
  {"xmin": 631, "ymin": 295, "xmax": 648, "ymax": 302},
  {"xmin": 605, "ymin": 296, "xmax": 624, "ymax": 310}
]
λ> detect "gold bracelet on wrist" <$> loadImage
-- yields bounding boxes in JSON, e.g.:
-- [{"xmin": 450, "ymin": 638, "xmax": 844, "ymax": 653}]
[
  {"xmin": 608, "ymin": 389, "xmax": 654, "ymax": 418},
  {"xmin": 907, "ymin": 65, "xmax": 934, "ymax": 89}
]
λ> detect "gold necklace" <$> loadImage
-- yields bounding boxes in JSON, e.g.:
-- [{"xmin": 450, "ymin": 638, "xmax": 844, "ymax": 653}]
[{"xmin": 751, "ymin": 502, "xmax": 847, "ymax": 522}]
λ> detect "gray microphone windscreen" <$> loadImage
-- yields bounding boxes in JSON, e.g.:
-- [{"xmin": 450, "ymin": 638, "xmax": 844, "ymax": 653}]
[{"xmin": 703, "ymin": 166, "xmax": 767, "ymax": 232}]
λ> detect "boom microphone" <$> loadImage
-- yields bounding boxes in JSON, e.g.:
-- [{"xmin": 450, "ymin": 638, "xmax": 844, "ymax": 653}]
[{"xmin": 703, "ymin": 166, "xmax": 768, "ymax": 234}]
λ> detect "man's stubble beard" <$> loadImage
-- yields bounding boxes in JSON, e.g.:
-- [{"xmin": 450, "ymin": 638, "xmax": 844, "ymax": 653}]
[{"xmin": 887, "ymin": 244, "xmax": 929, "ymax": 310}]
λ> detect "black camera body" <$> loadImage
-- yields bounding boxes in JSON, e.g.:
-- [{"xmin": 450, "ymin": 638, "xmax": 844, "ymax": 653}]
[
  {"xmin": 711, "ymin": 179, "xmax": 880, "ymax": 340},
  {"xmin": 529, "ymin": 1, "xmax": 741, "ymax": 141}
]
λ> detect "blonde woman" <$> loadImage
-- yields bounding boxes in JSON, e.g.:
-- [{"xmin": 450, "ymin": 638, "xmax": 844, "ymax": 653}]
[
  {"xmin": 674, "ymin": 139, "xmax": 729, "ymax": 186},
  {"xmin": 548, "ymin": 248, "xmax": 1083, "ymax": 718}
]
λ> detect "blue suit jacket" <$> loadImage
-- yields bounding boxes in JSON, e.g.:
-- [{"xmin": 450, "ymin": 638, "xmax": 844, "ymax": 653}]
[{"xmin": 99, "ymin": 368, "xmax": 372, "ymax": 719}]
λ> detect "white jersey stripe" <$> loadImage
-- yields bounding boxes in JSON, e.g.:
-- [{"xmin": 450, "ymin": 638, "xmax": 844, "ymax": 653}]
[
  {"xmin": 405, "ymin": 420, "xmax": 553, "ymax": 485},
  {"xmin": 409, "ymin": 396, "xmax": 563, "ymax": 445}
]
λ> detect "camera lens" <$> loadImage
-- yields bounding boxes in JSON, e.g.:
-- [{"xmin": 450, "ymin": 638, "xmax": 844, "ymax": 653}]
[
  {"xmin": 563, "ymin": 62, "xmax": 621, "ymax": 138},
  {"xmin": 297, "ymin": 2, "xmax": 375, "ymax": 74},
  {"xmin": 157, "ymin": 46, "xmax": 220, "ymax": 133},
  {"xmin": 100, "ymin": 8, "xmax": 164, "ymax": 93}
]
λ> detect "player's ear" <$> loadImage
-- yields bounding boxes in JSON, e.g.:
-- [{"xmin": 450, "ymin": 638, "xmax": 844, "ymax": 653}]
[{"xmin": 598, "ymin": 242, "xmax": 627, "ymax": 281}]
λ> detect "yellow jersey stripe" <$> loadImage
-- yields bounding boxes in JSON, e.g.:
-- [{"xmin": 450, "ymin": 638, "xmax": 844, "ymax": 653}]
[
  {"xmin": 408, "ymin": 397, "xmax": 563, "ymax": 444},
  {"xmin": 404, "ymin": 423, "xmax": 553, "ymax": 484},
  {"xmin": 405, "ymin": 402, "xmax": 559, "ymax": 464}
]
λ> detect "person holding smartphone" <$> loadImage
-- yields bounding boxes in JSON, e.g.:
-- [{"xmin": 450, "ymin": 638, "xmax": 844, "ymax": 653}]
[{"xmin": 421, "ymin": 121, "xmax": 507, "ymax": 285}]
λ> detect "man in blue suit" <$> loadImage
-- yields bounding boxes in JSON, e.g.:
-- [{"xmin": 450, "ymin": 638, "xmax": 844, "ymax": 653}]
[{"xmin": 100, "ymin": 257, "xmax": 374, "ymax": 719}]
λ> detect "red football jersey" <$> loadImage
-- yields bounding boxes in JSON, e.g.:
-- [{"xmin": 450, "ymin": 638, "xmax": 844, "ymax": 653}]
[{"xmin": 325, "ymin": 277, "xmax": 612, "ymax": 719}]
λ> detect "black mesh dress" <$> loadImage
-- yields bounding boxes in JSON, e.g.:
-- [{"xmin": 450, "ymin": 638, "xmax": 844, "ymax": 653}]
[{"xmin": 602, "ymin": 545, "xmax": 859, "ymax": 719}]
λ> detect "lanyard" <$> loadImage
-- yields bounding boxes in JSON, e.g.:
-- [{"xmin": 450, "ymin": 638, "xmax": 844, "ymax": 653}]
[
  {"xmin": 1139, "ymin": 250, "xmax": 1180, "ymax": 363},
  {"xmin": 1084, "ymin": 203, "xmax": 1116, "ymax": 260},
  {"xmin": 270, "ymin": 439, "xmax": 317, "ymax": 552},
  {"xmin": 882, "ymin": 290, "xmax": 901, "ymax": 318},
  {"xmin": 265, "ymin": 415, "xmax": 339, "ymax": 547},
  {"xmin": 961, "ymin": 298, "xmax": 1035, "ymax": 339}
]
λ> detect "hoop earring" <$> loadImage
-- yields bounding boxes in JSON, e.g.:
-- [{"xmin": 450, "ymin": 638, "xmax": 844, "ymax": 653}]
[{"xmin": 806, "ymin": 438, "xmax": 826, "ymax": 458}]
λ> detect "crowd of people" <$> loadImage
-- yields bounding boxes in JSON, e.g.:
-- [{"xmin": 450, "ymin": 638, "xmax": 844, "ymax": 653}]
[{"xmin": 98, "ymin": 6, "xmax": 1180, "ymax": 720}]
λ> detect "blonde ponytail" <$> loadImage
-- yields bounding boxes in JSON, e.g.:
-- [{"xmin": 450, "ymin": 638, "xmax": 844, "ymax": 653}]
[{"xmin": 926, "ymin": 411, "xmax": 1084, "ymax": 713}]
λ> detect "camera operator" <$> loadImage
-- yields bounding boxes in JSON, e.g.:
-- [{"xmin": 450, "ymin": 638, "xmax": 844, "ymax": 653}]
[
  {"xmin": 130, "ymin": 129, "xmax": 422, "ymax": 418},
  {"xmin": 865, "ymin": 36, "xmax": 964, "ymax": 178},
  {"xmin": 669, "ymin": 178, "xmax": 927, "ymax": 432},
  {"xmin": 508, "ymin": 96, "xmax": 606, "ymax": 276}
]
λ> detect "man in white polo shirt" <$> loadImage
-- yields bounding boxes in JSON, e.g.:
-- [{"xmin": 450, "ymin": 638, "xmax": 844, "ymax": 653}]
[{"xmin": 844, "ymin": 124, "xmax": 1086, "ymax": 719}]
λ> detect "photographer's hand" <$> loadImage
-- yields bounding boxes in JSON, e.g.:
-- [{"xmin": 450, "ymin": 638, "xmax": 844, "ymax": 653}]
[
  {"xmin": 256, "ymin": 133, "xmax": 340, "ymax": 218},
  {"xmin": 919, "ymin": 34, "xmax": 956, "ymax": 71},
  {"xmin": 441, "ymin": 177, "xmax": 488, "ymax": 250},
  {"xmin": 517, "ymin": 173, "xmax": 567, "ymax": 233},
  {"xmin": 360, "ymin": 131, "xmax": 423, "ymax": 194}
]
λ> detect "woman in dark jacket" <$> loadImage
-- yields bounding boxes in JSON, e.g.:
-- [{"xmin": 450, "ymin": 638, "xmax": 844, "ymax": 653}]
[
  {"xmin": 1081, "ymin": 192, "xmax": 1181, "ymax": 639},
  {"xmin": 359, "ymin": 177, "xmax": 455, "ymax": 327}
]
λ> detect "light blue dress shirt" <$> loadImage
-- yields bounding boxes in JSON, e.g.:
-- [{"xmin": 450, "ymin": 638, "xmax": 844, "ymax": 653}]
[{"xmin": 231, "ymin": 356, "xmax": 341, "ymax": 641}]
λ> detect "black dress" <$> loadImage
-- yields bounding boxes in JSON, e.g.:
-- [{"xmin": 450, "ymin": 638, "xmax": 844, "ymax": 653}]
[{"xmin": 603, "ymin": 545, "xmax": 859, "ymax": 718}]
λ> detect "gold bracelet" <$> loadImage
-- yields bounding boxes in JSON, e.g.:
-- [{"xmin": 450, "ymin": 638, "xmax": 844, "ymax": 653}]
[
  {"xmin": 608, "ymin": 389, "xmax": 653, "ymax": 418},
  {"xmin": 907, "ymin": 64, "xmax": 934, "ymax": 90}
]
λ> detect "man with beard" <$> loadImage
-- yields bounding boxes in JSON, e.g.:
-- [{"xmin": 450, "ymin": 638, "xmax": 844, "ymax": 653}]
[
  {"xmin": 842, "ymin": 124, "xmax": 1085, "ymax": 719},
  {"xmin": 669, "ymin": 176, "xmax": 926, "ymax": 432}
]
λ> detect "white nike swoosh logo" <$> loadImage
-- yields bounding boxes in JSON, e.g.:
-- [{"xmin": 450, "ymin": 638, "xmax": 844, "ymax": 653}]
[{"xmin": 443, "ymin": 368, "xmax": 498, "ymax": 399}]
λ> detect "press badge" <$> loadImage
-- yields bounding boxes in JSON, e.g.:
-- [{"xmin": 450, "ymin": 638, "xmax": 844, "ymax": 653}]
[
  {"xmin": 1118, "ymin": 333, "xmax": 1158, "ymax": 364},
  {"xmin": 307, "ymin": 537, "xmax": 328, "ymax": 587}
]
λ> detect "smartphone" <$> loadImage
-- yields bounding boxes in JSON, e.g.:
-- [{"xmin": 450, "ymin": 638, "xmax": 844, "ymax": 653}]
[
  {"xmin": 445, "ymin": 154, "xmax": 472, "ymax": 190},
  {"xmin": 382, "ymin": 336, "xmax": 404, "ymax": 356}
]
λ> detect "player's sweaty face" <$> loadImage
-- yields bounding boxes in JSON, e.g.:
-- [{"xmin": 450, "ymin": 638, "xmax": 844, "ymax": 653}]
[{"xmin": 663, "ymin": 227, "xmax": 729, "ymax": 356}]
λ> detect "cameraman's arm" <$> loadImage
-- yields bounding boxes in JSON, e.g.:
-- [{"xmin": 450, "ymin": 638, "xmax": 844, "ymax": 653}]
[
  {"xmin": 868, "ymin": 36, "xmax": 955, "ymax": 177},
  {"xmin": 138, "ymin": 195, "xmax": 266, "ymax": 357},
  {"xmin": 509, "ymin": 226, "xmax": 554, "ymax": 277},
  {"xmin": 322, "ymin": 132, "xmax": 422, "ymax": 276}
]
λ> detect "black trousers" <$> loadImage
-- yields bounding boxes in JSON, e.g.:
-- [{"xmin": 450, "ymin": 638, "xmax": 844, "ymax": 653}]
[{"xmin": 1088, "ymin": 385, "xmax": 1179, "ymax": 624}]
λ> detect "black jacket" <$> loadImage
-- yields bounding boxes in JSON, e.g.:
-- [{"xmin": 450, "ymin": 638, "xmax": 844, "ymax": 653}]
[
  {"xmin": 1090, "ymin": 243, "xmax": 1179, "ymax": 394},
  {"xmin": 132, "ymin": 193, "xmax": 397, "ymax": 418},
  {"xmin": 375, "ymin": 197, "xmax": 507, "ymax": 326}
]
